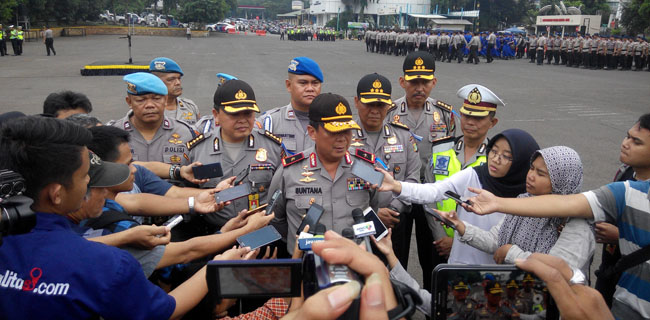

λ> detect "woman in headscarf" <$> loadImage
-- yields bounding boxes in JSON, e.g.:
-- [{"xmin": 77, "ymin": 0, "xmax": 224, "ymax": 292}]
[
  {"xmin": 378, "ymin": 128, "xmax": 540, "ymax": 264},
  {"xmin": 440, "ymin": 146, "xmax": 595, "ymax": 274}
]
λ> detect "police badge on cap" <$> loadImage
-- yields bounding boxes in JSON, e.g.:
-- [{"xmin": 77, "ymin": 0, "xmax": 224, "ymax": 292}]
[
  {"xmin": 456, "ymin": 84, "xmax": 504, "ymax": 117},
  {"xmin": 309, "ymin": 93, "xmax": 360, "ymax": 133}
]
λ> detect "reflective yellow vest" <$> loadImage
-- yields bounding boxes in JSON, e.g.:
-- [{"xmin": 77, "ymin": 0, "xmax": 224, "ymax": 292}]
[
  {"xmin": 17, "ymin": 30, "xmax": 23, "ymax": 40},
  {"xmin": 430, "ymin": 139, "xmax": 486, "ymax": 237},
  {"xmin": 10, "ymin": 30, "xmax": 17, "ymax": 39}
]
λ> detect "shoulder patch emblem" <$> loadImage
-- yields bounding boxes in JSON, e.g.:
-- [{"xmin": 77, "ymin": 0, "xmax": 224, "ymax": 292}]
[
  {"xmin": 390, "ymin": 121, "xmax": 410, "ymax": 130},
  {"xmin": 436, "ymin": 100, "xmax": 453, "ymax": 111},
  {"xmin": 282, "ymin": 152, "xmax": 305, "ymax": 167},
  {"xmin": 186, "ymin": 134, "xmax": 206, "ymax": 150},
  {"xmin": 263, "ymin": 130, "xmax": 282, "ymax": 145}
]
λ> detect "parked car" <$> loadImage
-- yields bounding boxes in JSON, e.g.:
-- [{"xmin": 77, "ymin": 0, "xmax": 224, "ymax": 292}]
[
  {"xmin": 99, "ymin": 10, "xmax": 126, "ymax": 25},
  {"xmin": 127, "ymin": 13, "xmax": 146, "ymax": 26},
  {"xmin": 205, "ymin": 22, "xmax": 235, "ymax": 32}
]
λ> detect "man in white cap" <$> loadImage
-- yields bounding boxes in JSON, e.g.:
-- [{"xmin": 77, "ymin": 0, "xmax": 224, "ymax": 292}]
[{"xmin": 424, "ymin": 84, "xmax": 501, "ymax": 269}]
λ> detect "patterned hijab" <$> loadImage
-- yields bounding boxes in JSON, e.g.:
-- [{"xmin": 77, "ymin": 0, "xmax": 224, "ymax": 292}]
[{"xmin": 497, "ymin": 146, "xmax": 583, "ymax": 253}]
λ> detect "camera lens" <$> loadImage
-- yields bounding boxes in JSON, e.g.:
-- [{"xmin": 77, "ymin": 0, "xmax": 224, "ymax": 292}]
[
  {"xmin": 12, "ymin": 181, "xmax": 25, "ymax": 195},
  {"xmin": 0, "ymin": 184, "xmax": 11, "ymax": 198}
]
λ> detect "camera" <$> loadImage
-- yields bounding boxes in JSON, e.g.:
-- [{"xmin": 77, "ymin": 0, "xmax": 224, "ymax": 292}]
[{"xmin": 0, "ymin": 170, "xmax": 36, "ymax": 246}]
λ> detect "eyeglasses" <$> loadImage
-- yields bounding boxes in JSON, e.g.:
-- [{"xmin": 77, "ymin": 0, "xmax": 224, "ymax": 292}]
[{"xmin": 488, "ymin": 149, "xmax": 513, "ymax": 162}]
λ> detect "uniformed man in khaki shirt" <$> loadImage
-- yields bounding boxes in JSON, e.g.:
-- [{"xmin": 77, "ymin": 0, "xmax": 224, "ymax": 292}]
[
  {"xmin": 269, "ymin": 93, "xmax": 377, "ymax": 251},
  {"xmin": 260, "ymin": 57, "xmax": 323, "ymax": 155},
  {"xmin": 149, "ymin": 57, "xmax": 201, "ymax": 125},
  {"xmin": 186, "ymin": 79, "xmax": 284, "ymax": 228},
  {"xmin": 109, "ymin": 72, "xmax": 197, "ymax": 171},
  {"xmin": 352, "ymin": 73, "xmax": 421, "ymax": 233}
]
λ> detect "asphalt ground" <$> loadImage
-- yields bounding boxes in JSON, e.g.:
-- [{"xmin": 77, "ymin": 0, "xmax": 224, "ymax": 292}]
[{"xmin": 1, "ymin": 33, "xmax": 649, "ymax": 318}]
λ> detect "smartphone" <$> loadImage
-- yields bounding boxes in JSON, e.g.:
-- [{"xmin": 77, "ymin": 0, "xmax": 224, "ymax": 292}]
[
  {"xmin": 351, "ymin": 160, "xmax": 383, "ymax": 187},
  {"xmin": 296, "ymin": 203, "xmax": 324, "ymax": 235},
  {"xmin": 244, "ymin": 203, "xmax": 268, "ymax": 216},
  {"xmin": 233, "ymin": 166, "xmax": 250, "ymax": 186},
  {"xmin": 206, "ymin": 259, "xmax": 302, "ymax": 299},
  {"xmin": 192, "ymin": 162, "xmax": 223, "ymax": 180},
  {"xmin": 215, "ymin": 182, "xmax": 252, "ymax": 203},
  {"xmin": 363, "ymin": 207, "xmax": 388, "ymax": 241},
  {"xmin": 444, "ymin": 190, "xmax": 472, "ymax": 206},
  {"xmin": 422, "ymin": 206, "xmax": 457, "ymax": 231},
  {"xmin": 266, "ymin": 190, "xmax": 282, "ymax": 216},
  {"xmin": 236, "ymin": 225, "xmax": 282, "ymax": 250},
  {"xmin": 162, "ymin": 214, "xmax": 183, "ymax": 229},
  {"xmin": 432, "ymin": 264, "xmax": 559, "ymax": 320}
]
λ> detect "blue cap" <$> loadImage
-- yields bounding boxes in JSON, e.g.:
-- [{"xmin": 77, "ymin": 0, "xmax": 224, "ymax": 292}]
[
  {"xmin": 149, "ymin": 57, "xmax": 184, "ymax": 76},
  {"xmin": 123, "ymin": 72, "xmax": 168, "ymax": 96},
  {"xmin": 288, "ymin": 57, "xmax": 323, "ymax": 83}
]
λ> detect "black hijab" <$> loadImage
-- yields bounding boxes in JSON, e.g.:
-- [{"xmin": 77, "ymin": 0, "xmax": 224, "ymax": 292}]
[{"xmin": 473, "ymin": 128, "xmax": 539, "ymax": 198}]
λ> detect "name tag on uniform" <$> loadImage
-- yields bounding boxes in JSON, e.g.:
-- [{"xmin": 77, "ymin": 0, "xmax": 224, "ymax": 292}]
[
  {"xmin": 433, "ymin": 155, "xmax": 450, "ymax": 176},
  {"xmin": 383, "ymin": 145, "xmax": 404, "ymax": 154}
]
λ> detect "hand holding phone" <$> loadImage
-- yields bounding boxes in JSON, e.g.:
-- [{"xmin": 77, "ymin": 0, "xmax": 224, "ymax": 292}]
[
  {"xmin": 215, "ymin": 182, "xmax": 252, "ymax": 203},
  {"xmin": 192, "ymin": 162, "xmax": 224, "ymax": 180},
  {"xmin": 266, "ymin": 190, "xmax": 282, "ymax": 216},
  {"xmin": 351, "ymin": 160, "xmax": 383, "ymax": 187},
  {"xmin": 363, "ymin": 207, "xmax": 388, "ymax": 241},
  {"xmin": 444, "ymin": 190, "xmax": 472, "ymax": 206},
  {"xmin": 296, "ymin": 203, "xmax": 324, "ymax": 235},
  {"xmin": 236, "ymin": 225, "xmax": 282, "ymax": 250},
  {"xmin": 423, "ymin": 206, "xmax": 457, "ymax": 231}
]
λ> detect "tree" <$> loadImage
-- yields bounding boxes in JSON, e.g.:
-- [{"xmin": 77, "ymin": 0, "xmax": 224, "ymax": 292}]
[
  {"xmin": 478, "ymin": 0, "xmax": 532, "ymax": 30},
  {"xmin": 0, "ymin": 0, "xmax": 19, "ymax": 24},
  {"xmin": 620, "ymin": 0, "xmax": 650, "ymax": 35},
  {"xmin": 179, "ymin": 0, "xmax": 234, "ymax": 23}
]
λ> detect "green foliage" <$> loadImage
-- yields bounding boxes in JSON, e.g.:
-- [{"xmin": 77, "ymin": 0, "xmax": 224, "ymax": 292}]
[
  {"xmin": 478, "ymin": 0, "xmax": 532, "ymax": 30},
  {"xmin": 0, "ymin": 0, "xmax": 19, "ymax": 24},
  {"xmin": 620, "ymin": 0, "xmax": 650, "ymax": 35},
  {"xmin": 180, "ymin": 0, "xmax": 233, "ymax": 23},
  {"xmin": 237, "ymin": 0, "xmax": 292, "ymax": 19}
]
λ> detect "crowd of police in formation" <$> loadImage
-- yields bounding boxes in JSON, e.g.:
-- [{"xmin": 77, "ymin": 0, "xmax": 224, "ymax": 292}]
[
  {"xmin": 280, "ymin": 27, "xmax": 339, "ymax": 41},
  {"xmin": 1, "ymin": 45, "xmax": 649, "ymax": 320},
  {"xmin": 363, "ymin": 29, "xmax": 650, "ymax": 70},
  {"xmin": 0, "ymin": 24, "xmax": 24, "ymax": 56}
]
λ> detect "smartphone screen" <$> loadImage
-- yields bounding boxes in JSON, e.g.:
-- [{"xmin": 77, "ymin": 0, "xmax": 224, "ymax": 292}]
[
  {"xmin": 266, "ymin": 190, "xmax": 282, "ymax": 216},
  {"xmin": 432, "ymin": 264, "xmax": 558, "ymax": 320},
  {"xmin": 363, "ymin": 207, "xmax": 388, "ymax": 241},
  {"xmin": 236, "ymin": 225, "xmax": 282, "ymax": 250},
  {"xmin": 422, "ymin": 206, "xmax": 457, "ymax": 231},
  {"xmin": 192, "ymin": 162, "xmax": 224, "ymax": 179},
  {"xmin": 296, "ymin": 203, "xmax": 324, "ymax": 235},
  {"xmin": 215, "ymin": 182, "xmax": 252, "ymax": 203},
  {"xmin": 351, "ymin": 160, "xmax": 383, "ymax": 187},
  {"xmin": 207, "ymin": 259, "xmax": 302, "ymax": 298}
]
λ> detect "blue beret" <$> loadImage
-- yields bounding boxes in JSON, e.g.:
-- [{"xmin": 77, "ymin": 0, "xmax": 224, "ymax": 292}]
[
  {"xmin": 288, "ymin": 57, "xmax": 323, "ymax": 83},
  {"xmin": 123, "ymin": 72, "xmax": 168, "ymax": 96},
  {"xmin": 149, "ymin": 57, "xmax": 184, "ymax": 76}
]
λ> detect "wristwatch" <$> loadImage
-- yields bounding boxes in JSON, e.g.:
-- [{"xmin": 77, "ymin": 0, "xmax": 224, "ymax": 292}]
[{"xmin": 569, "ymin": 267, "xmax": 586, "ymax": 286}]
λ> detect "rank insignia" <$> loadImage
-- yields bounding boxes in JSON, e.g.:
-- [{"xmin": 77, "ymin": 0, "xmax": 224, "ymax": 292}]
[
  {"xmin": 169, "ymin": 133, "xmax": 183, "ymax": 145},
  {"xmin": 248, "ymin": 135, "xmax": 255, "ymax": 148},
  {"xmin": 170, "ymin": 155, "xmax": 181, "ymax": 164},
  {"xmin": 123, "ymin": 121, "xmax": 131, "ymax": 131},
  {"xmin": 347, "ymin": 178, "xmax": 370, "ymax": 191},
  {"xmin": 182, "ymin": 112, "xmax": 194, "ymax": 120},
  {"xmin": 387, "ymin": 136, "xmax": 397, "ymax": 145},
  {"xmin": 393, "ymin": 115, "xmax": 400, "ymax": 122},
  {"xmin": 163, "ymin": 119, "xmax": 171, "ymax": 129},
  {"xmin": 383, "ymin": 145, "xmax": 404, "ymax": 154},
  {"xmin": 264, "ymin": 130, "xmax": 282, "ymax": 145},
  {"xmin": 300, "ymin": 175, "xmax": 316, "ymax": 183},
  {"xmin": 351, "ymin": 140, "xmax": 364, "ymax": 147},
  {"xmin": 287, "ymin": 109, "xmax": 295, "ymax": 119},
  {"xmin": 213, "ymin": 137, "xmax": 220, "ymax": 152},
  {"xmin": 390, "ymin": 121, "xmax": 409, "ymax": 130},
  {"xmin": 309, "ymin": 153, "xmax": 317, "ymax": 168},
  {"xmin": 433, "ymin": 111, "xmax": 441, "ymax": 123},
  {"xmin": 384, "ymin": 125, "xmax": 391, "ymax": 137},
  {"xmin": 255, "ymin": 148, "xmax": 268, "ymax": 162},
  {"xmin": 282, "ymin": 152, "xmax": 304, "ymax": 167},
  {"xmin": 354, "ymin": 149, "xmax": 375, "ymax": 164},
  {"xmin": 433, "ymin": 155, "xmax": 450, "ymax": 176},
  {"xmin": 345, "ymin": 152, "xmax": 352, "ymax": 164}
]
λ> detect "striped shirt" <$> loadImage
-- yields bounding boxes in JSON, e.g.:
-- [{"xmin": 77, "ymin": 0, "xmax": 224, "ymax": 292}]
[{"xmin": 584, "ymin": 180, "xmax": 650, "ymax": 320}]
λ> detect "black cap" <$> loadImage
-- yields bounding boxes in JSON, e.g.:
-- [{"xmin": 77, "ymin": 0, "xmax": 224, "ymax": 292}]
[
  {"xmin": 357, "ymin": 73, "xmax": 392, "ymax": 105},
  {"xmin": 213, "ymin": 79, "xmax": 260, "ymax": 114},
  {"xmin": 88, "ymin": 151, "xmax": 130, "ymax": 188},
  {"xmin": 403, "ymin": 51, "xmax": 435, "ymax": 81},
  {"xmin": 309, "ymin": 93, "xmax": 360, "ymax": 133}
]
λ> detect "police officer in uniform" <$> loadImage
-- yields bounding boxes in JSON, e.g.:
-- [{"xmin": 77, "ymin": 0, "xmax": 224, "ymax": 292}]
[
  {"xmin": 424, "ymin": 84, "xmax": 499, "ymax": 275},
  {"xmin": 0, "ymin": 24, "xmax": 6, "ymax": 56},
  {"xmin": 269, "ymin": 93, "xmax": 377, "ymax": 251},
  {"xmin": 388, "ymin": 51, "xmax": 456, "ymax": 292},
  {"xmin": 109, "ymin": 72, "xmax": 197, "ymax": 170},
  {"xmin": 186, "ymin": 79, "xmax": 283, "ymax": 228},
  {"xmin": 149, "ymin": 57, "xmax": 201, "ymax": 126},
  {"xmin": 352, "ymin": 73, "xmax": 421, "ymax": 254},
  {"xmin": 504, "ymin": 280, "xmax": 530, "ymax": 314},
  {"xmin": 470, "ymin": 281, "xmax": 519, "ymax": 320},
  {"xmin": 260, "ymin": 57, "xmax": 323, "ymax": 155},
  {"xmin": 448, "ymin": 280, "xmax": 477, "ymax": 320},
  {"xmin": 516, "ymin": 273, "xmax": 539, "ymax": 313}
]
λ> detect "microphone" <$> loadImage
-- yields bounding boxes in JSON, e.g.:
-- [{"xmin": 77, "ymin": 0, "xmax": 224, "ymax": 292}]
[
  {"xmin": 351, "ymin": 208, "xmax": 374, "ymax": 253},
  {"xmin": 342, "ymin": 227, "xmax": 355, "ymax": 240}
]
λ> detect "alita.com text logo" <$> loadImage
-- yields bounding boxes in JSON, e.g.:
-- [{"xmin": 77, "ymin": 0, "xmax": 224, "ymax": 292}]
[{"xmin": 0, "ymin": 268, "xmax": 70, "ymax": 296}]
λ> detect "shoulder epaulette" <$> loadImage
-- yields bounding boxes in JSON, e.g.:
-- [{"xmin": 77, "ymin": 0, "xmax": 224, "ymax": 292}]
[
  {"xmin": 387, "ymin": 102, "xmax": 397, "ymax": 113},
  {"xmin": 435, "ymin": 100, "xmax": 453, "ymax": 112},
  {"xmin": 390, "ymin": 121, "xmax": 410, "ymax": 130},
  {"xmin": 106, "ymin": 119, "xmax": 116, "ymax": 126},
  {"xmin": 354, "ymin": 149, "xmax": 375, "ymax": 164},
  {"xmin": 186, "ymin": 134, "xmax": 206, "ymax": 150},
  {"xmin": 282, "ymin": 152, "xmax": 305, "ymax": 167},
  {"xmin": 263, "ymin": 130, "xmax": 282, "ymax": 145}
]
